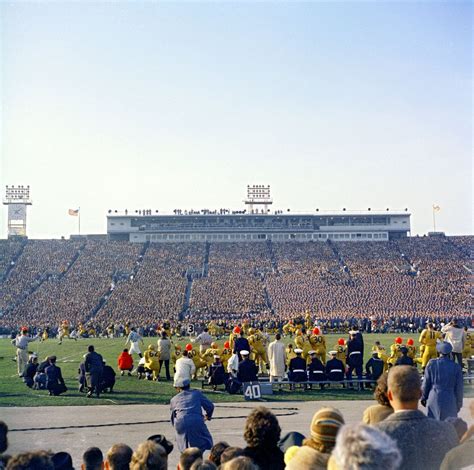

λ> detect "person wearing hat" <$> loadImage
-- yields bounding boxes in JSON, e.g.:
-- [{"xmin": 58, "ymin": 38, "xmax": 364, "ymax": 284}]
[
  {"xmin": 346, "ymin": 331, "xmax": 364, "ymax": 389},
  {"xmin": 170, "ymin": 377, "xmax": 214, "ymax": 453},
  {"xmin": 388, "ymin": 337, "xmax": 404, "ymax": 367},
  {"xmin": 11, "ymin": 328, "xmax": 39, "ymax": 377},
  {"xmin": 365, "ymin": 350, "xmax": 385, "ymax": 386},
  {"xmin": 406, "ymin": 338, "xmax": 417, "ymax": 361},
  {"xmin": 421, "ymin": 341, "xmax": 463, "ymax": 420},
  {"xmin": 307, "ymin": 351, "xmax": 326, "ymax": 389},
  {"xmin": 229, "ymin": 326, "xmax": 241, "ymax": 351},
  {"xmin": 288, "ymin": 348, "xmax": 307, "ymax": 386},
  {"xmin": 290, "ymin": 407, "xmax": 345, "ymax": 470},
  {"xmin": 207, "ymin": 355, "xmax": 226, "ymax": 390},
  {"xmin": 237, "ymin": 350, "xmax": 258, "ymax": 383},
  {"xmin": 395, "ymin": 347, "xmax": 414, "ymax": 366},
  {"xmin": 326, "ymin": 351, "xmax": 345, "ymax": 383}
]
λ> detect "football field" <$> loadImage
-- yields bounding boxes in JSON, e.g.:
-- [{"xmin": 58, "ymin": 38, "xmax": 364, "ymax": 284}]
[{"xmin": 1, "ymin": 333, "xmax": 472, "ymax": 407}]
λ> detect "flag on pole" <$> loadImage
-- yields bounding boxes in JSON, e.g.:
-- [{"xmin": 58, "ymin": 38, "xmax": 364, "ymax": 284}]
[
  {"xmin": 68, "ymin": 208, "xmax": 79, "ymax": 216},
  {"xmin": 432, "ymin": 205, "xmax": 441, "ymax": 211}
]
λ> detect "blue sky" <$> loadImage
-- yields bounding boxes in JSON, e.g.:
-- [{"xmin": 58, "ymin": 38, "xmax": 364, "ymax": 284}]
[{"xmin": 1, "ymin": 1, "xmax": 472, "ymax": 238}]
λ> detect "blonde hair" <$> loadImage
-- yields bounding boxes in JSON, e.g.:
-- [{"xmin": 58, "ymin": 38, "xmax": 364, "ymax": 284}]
[{"xmin": 130, "ymin": 441, "xmax": 166, "ymax": 470}]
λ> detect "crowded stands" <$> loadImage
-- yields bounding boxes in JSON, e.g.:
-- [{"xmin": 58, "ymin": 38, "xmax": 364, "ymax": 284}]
[{"xmin": 0, "ymin": 236, "xmax": 471, "ymax": 332}]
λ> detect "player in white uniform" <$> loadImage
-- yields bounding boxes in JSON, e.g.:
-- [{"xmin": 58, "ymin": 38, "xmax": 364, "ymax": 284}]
[{"xmin": 125, "ymin": 328, "xmax": 144, "ymax": 358}]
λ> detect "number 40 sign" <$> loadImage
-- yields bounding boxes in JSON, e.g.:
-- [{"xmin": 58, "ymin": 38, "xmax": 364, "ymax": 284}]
[{"xmin": 243, "ymin": 381, "xmax": 262, "ymax": 400}]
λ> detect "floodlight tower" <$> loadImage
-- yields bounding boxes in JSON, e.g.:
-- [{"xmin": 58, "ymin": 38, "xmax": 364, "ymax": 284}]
[
  {"xmin": 244, "ymin": 184, "xmax": 272, "ymax": 214},
  {"xmin": 3, "ymin": 185, "xmax": 32, "ymax": 238}
]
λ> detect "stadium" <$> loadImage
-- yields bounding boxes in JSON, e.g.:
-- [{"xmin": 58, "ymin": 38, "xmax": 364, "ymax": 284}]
[{"xmin": 2, "ymin": 2, "xmax": 473, "ymax": 469}]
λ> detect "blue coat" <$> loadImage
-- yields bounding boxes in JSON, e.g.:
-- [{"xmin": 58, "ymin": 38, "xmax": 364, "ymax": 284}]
[
  {"xmin": 422, "ymin": 356, "xmax": 463, "ymax": 420},
  {"xmin": 170, "ymin": 389, "xmax": 214, "ymax": 452}
]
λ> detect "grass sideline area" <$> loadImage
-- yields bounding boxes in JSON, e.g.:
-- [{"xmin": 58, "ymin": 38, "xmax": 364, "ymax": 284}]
[{"xmin": 1, "ymin": 334, "xmax": 472, "ymax": 407}]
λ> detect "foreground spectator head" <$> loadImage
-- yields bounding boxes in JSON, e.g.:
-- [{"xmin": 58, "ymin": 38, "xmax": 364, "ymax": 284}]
[
  {"xmin": 6, "ymin": 451, "xmax": 54, "ymax": 470},
  {"xmin": 374, "ymin": 372, "xmax": 391, "ymax": 407},
  {"xmin": 208, "ymin": 442, "xmax": 229, "ymax": 467},
  {"xmin": 51, "ymin": 452, "xmax": 74, "ymax": 470},
  {"xmin": 220, "ymin": 457, "xmax": 259, "ymax": 470},
  {"xmin": 178, "ymin": 448, "xmax": 202, "ymax": 470},
  {"xmin": 147, "ymin": 435, "xmax": 173, "ymax": 456},
  {"xmin": 219, "ymin": 448, "xmax": 244, "ymax": 465},
  {"xmin": 130, "ymin": 442, "xmax": 166, "ymax": 470},
  {"xmin": 189, "ymin": 461, "xmax": 216, "ymax": 470},
  {"xmin": 445, "ymin": 417, "xmax": 468, "ymax": 440},
  {"xmin": 105, "ymin": 444, "xmax": 133, "ymax": 470},
  {"xmin": 88, "ymin": 345, "xmax": 95, "ymax": 353},
  {"xmin": 303, "ymin": 407, "xmax": 345, "ymax": 453},
  {"xmin": 82, "ymin": 447, "xmax": 103, "ymax": 470},
  {"xmin": 387, "ymin": 365, "xmax": 421, "ymax": 410},
  {"xmin": 244, "ymin": 406, "xmax": 281, "ymax": 448},
  {"xmin": 0, "ymin": 421, "xmax": 8, "ymax": 453},
  {"xmin": 329, "ymin": 424, "xmax": 402, "ymax": 470},
  {"xmin": 285, "ymin": 446, "xmax": 326, "ymax": 470}
]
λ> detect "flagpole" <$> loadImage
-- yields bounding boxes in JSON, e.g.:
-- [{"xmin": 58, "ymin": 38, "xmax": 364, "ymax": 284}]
[
  {"xmin": 432, "ymin": 206, "xmax": 436, "ymax": 232},
  {"xmin": 78, "ymin": 207, "xmax": 81, "ymax": 235}
]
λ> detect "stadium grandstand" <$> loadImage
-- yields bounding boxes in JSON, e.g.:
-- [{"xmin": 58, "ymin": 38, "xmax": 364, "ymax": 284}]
[{"xmin": 0, "ymin": 229, "xmax": 471, "ymax": 334}]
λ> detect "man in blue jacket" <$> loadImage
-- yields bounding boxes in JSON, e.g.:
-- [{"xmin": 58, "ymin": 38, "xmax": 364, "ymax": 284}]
[
  {"xmin": 421, "ymin": 341, "xmax": 463, "ymax": 420},
  {"xmin": 84, "ymin": 345, "xmax": 104, "ymax": 398}
]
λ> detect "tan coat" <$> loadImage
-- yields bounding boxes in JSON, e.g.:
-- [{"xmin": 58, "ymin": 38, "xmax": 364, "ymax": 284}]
[
  {"xmin": 267, "ymin": 339, "xmax": 286, "ymax": 377},
  {"xmin": 362, "ymin": 404, "xmax": 393, "ymax": 425}
]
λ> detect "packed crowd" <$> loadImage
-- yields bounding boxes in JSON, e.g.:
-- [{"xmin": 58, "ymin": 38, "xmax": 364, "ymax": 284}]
[
  {"xmin": 96, "ymin": 243, "xmax": 205, "ymax": 325},
  {"xmin": 0, "ymin": 236, "xmax": 471, "ymax": 332},
  {"xmin": 189, "ymin": 243, "xmax": 270, "ymax": 316},
  {"xmin": 0, "ymin": 240, "xmax": 23, "ymax": 279},
  {"xmin": 1, "ymin": 365, "xmax": 473, "ymax": 470}
]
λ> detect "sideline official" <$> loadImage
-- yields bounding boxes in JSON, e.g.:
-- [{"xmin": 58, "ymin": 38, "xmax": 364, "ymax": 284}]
[{"xmin": 11, "ymin": 328, "xmax": 39, "ymax": 376}]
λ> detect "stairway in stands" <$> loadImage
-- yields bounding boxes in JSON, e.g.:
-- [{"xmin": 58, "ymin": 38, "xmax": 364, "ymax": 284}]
[
  {"xmin": 326, "ymin": 239, "xmax": 354, "ymax": 283},
  {"xmin": 85, "ymin": 242, "xmax": 150, "ymax": 321},
  {"xmin": 0, "ymin": 239, "xmax": 28, "ymax": 283},
  {"xmin": 266, "ymin": 239, "xmax": 279, "ymax": 273}
]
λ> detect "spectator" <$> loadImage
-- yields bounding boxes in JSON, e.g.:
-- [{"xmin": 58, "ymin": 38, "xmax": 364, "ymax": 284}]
[
  {"xmin": 22, "ymin": 354, "xmax": 38, "ymax": 388},
  {"xmin": 219, "ymin": 448, "xmax": 245, "ymax": 466},
  {"xmin": 208, "ymin": 442, "xmax": 229, "ymax": 467},
  {"xmin": 220, "ymin": 457, "xmax": 258, "ymax": 470},
  {"xmin": 117, "ymin": 349, "xmax": 133, "ymax": 376},
  {"xmin": 174, "ymin": 351, "xmax": 195, "ymax": 386},
  {"xmin": 376, "ymin": 365, "xmax": 459, "ymax": 469},
  {"xmin": 242, "ymin": 407, "xmax": 284, "ymax": 470},
  {"xmin": 84, "ymin": 345, "xmax": 104, "ymax": 398},
  {"xmin": 421, "ymin": 341, "xmax": 463, "ymax": 420},
  {"xmin": 362, "ymin": 372, "xmax": 393, "ymax": 424},
  {"xmin": 395, "ymin": 346, "xmax": 414, "ymax": 366},
  {"xmin": 130, "ymin": 442, "xmax": 166, "ymax": 470},
  {"xmin": 328, "ymin": 424, "xmax": 401, "ymax": 470},
  {"xmin": 170, "ymin": 378, "xmax": 214, "ymax": 453},
  {"xmin": 189, "ymin": 461, "xmax": 216, "ymax": 470},
  {"xmin": 307, "ymin": 350, "xmax": 326, "ymax": 387},
  {"xmin": 441, "ymin": 319, "xmax": 465, "ymax": 366},
  {"xmin": 365, "ymin": 351, "xmax": 384, "ymax": 384},
  {"xmin": 178, "ymin": 448, "xmax": 202, "ymax": 470},
  {"xmin": 325, "ymin": 351, "xmax": 345, "ymax": 382},
  {"xmin": 207, "ymin": 356, "xmax": 226, "ymax": 390},
  {"xmin": 81, "ymin": 448, "xmax": 103, "ymax": 470},
  {"xmin": 157, "ymin": 333, "xmax": 171, "ymax": 381},
  {"xmin": 288, "ymin": 349, "xmax": 306, "ymax": 384},
  {"xmin": 104, "ymin": 444, "xmax": 132, "ymax": 470},
  {"xmin": 51, "ymin": 452, "xmax": 74, "ymax": 470},
  {"xmin": 45, "ymin": 356, "xmax": 67, "ymax": 396},
  {"xmin": 6, "ymin": 451, "xmax": 54, "ymax": 470},
  {"xmin": 298, "ymin": 407, "xmax": 344, "ymax": 468}
]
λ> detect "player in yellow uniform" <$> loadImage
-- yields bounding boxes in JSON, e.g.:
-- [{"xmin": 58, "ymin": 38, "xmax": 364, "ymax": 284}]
[
  {"xmin": 229, "ymin": 326, "xmax": 240, "ymax": 351},
  {"xmin": 248, "ymin": 328, "xmax": 269, "ymax": 373},
  {"xmin": 286, "ymin": 343, "xmax": 297, "ymax": 368},
  {"xmin": 282, "ymin": 320, "xmax": 295, "ymax": 337},
  {"xmin": 124, "ymin": 322, "xmax": 131, "ymax": 336},
  {"xmin": 419, "ymin": 323, "xmax": 442, "ymax": 370},
  {"xmin": 294, "ymin": 330, "xmax": 311, "ymax": 360},
  {"xmin": 334, "ymin": 338, "xmax": 347, "ymax": 367},
  {"xmin": 186, "ymin": 344, "xmax": 207, "ymax": 379},
  {"xmin": 202, "ymin": 342, "xmax": 222, "ymax": 367},
  {"xmin": 41, "ymin": 327, "xmax": 50, "ymax": 342},
  {"xmin": 371, "ymin": 341, "xmax": 389, "ymax": 371},
  {"xmin": 171, "ymin": 344, "xmax": 182, "ymax": 373},
  {"xmin": 304, "ymin": 312, "xmax": 312, "ymax": 330},
  {"xmin": 58, "ymin": 320, "xmax": 71, "ymax": 344},
  {"xmin": 242, "ymin": 321, "xmax": 251, "ymax": 336},
  {"xmin": 144, "ymin": 345, "xmax": 160, "ymax": 380},
  {"xmin": 406, "ymin": 338, "xmax": 417, "ymax": 361},
  {"xmin": 309, "ymin": 327, "xmax": 327, "ymax": 364},
  {"xmin": 220, "ymin": 341, "xmax": 233, "ymax": 371},
  {"xmin": 388, "ymin": 337, "xmax": 404, "ymax": 366}
]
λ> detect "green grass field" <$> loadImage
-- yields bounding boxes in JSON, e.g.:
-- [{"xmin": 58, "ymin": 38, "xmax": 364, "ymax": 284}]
[{"xmin": 0, "ymin": 334, "xmax": 471, "ymax": 407}]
